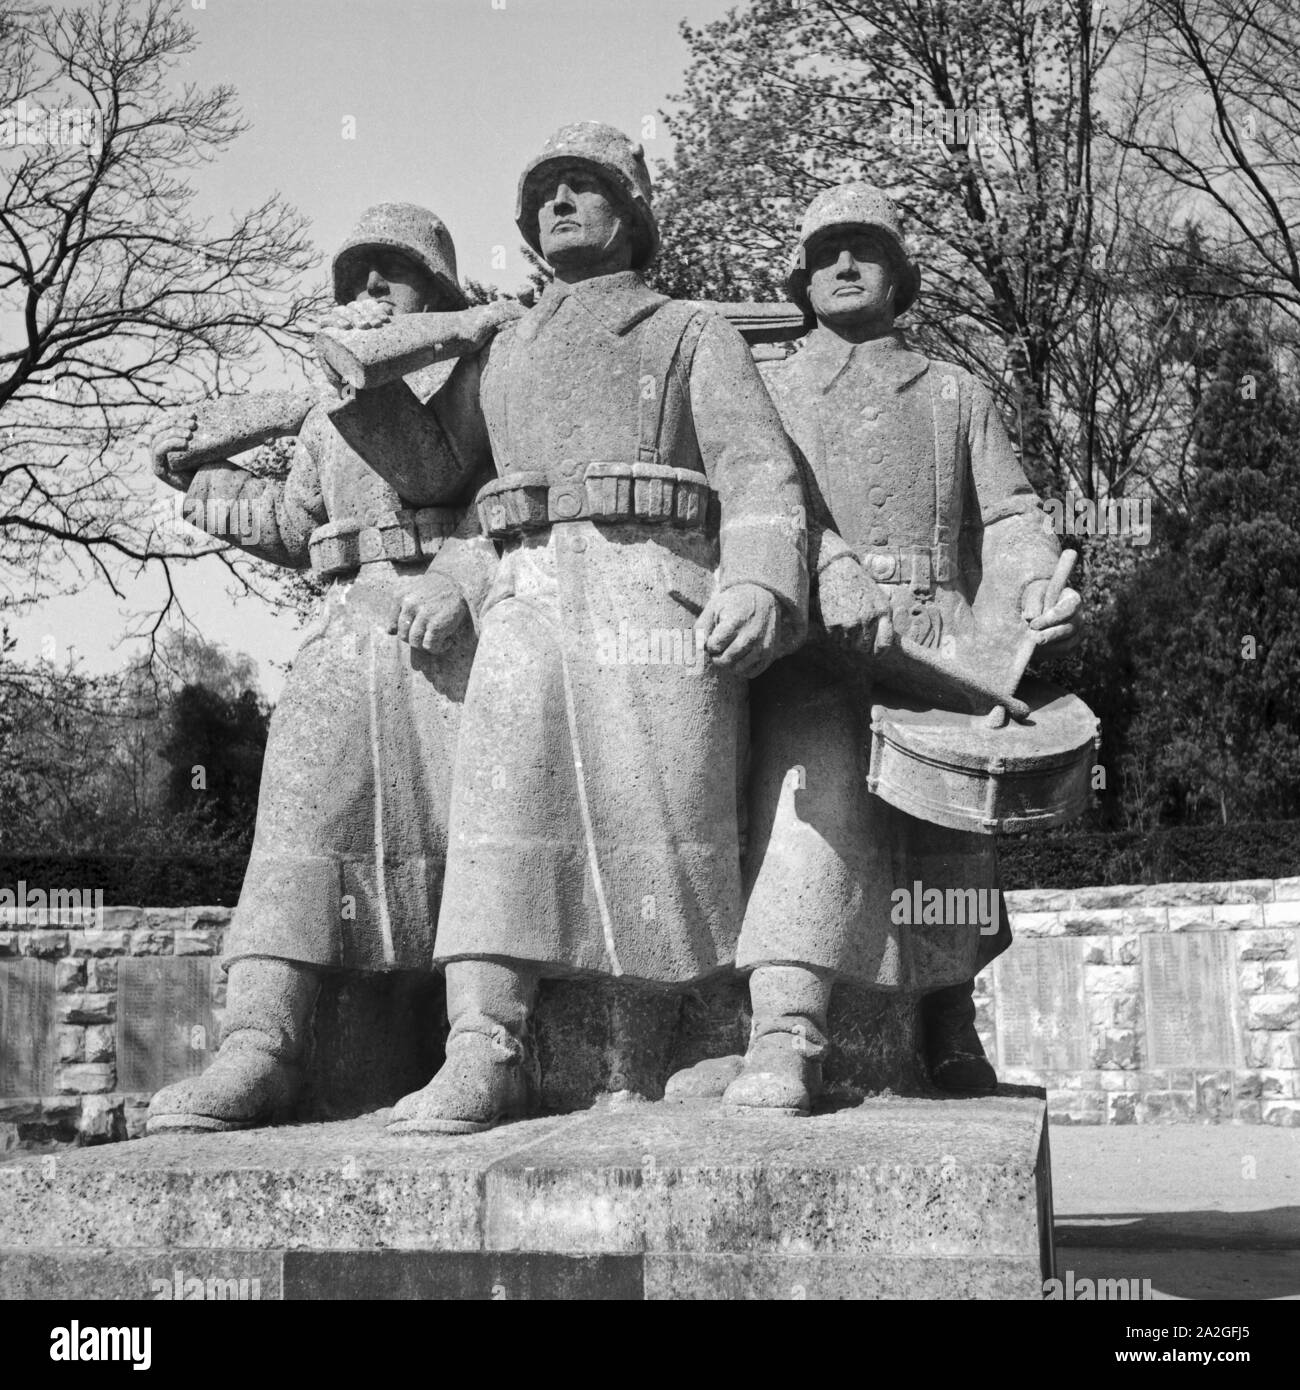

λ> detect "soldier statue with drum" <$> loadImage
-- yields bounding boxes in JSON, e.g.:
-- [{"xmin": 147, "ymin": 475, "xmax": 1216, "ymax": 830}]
[{"xmin": 674, "ymin": 183, "xmax": 1092, "ymax": 1115}]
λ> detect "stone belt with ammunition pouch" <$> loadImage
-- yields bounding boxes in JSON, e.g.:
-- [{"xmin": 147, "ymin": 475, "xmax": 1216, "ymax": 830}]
[
  {"xmin": 309, "ymin": 506, "xmax": 460, "ymax": 578},
  {"xmin": 476, "ymin": 461, "xmax": 717, "ymax": 541},
  {"xmin": 859, "ymin": 541, "xmax": 953, "ymax": 593}
]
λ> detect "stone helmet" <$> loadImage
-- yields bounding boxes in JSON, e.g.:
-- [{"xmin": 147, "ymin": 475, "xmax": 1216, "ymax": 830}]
[
  {"xmin": 786, "ymin": 183, "xmax": 921, "ymax": 318},
  {"xmin": 332, "ymin": 202, "xmax": 468, "ymax": 309},
  {"xmin": 516, "ymin": 121, "xmax": 660, "ymax": 270}
]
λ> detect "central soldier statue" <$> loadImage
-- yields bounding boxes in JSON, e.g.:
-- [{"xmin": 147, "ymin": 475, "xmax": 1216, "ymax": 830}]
[{"xmin": 353, "ymin": 122, "xmax": 810, "ymax": 1134}]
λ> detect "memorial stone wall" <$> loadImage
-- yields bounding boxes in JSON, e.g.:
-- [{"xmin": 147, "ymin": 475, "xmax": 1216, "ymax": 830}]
[{"xmin": 1, "ymin": 878, "xmax": 1297, "ymax": 1148}]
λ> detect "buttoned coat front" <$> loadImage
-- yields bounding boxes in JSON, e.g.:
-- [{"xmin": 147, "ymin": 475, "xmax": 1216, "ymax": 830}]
[
  {"xmin": 737, "ymin": 328, "xmax": 1060, "ymax": 989},
  {"xmin": 430, "ymin": 271, "xmax": 808, "ymax": 984}
]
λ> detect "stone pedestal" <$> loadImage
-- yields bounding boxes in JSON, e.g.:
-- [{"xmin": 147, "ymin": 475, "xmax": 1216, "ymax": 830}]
[{"xmin": 0, "ymin": 1093, "xmax": 1053, "ymax": 1300}]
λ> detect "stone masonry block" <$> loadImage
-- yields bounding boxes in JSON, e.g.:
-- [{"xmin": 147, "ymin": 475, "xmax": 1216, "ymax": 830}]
[
  {"xmin": 1004, "ymin": 889, "xmax": 1073, "ymax": 913},
  {"xmin": 83, "ymin": 1025, "xmax": 115, "ymax": 1063},
  {"xmin": 1238, "ymin": 931, "xmax": 1296, "ymax": 962},
  {"xmin": 1246, "ymin": 995, "xmax": 1300, "ymax": 1031},
  {"xmin": 1120, "ymin": 909, "xmax": 1167, "ymax": 932},
  {"xmin": 1006, "ymin": 909, "xmax": 1062, "ymax": 937},
  {"xmin": 174, "ymin": 930, "xmax": 220, "ymax": 956},
  {"xmin": 184, "ymin": 906, "xmax": 233, "ymax": 929},
  {"xmin": 55, "ymin": 959, "xmax": 85, "ymax": 992},
  {"xmin": 1262, "ymin": 960, "xmax": 1299, "ymax": 992},
  {"xmin": 1167, "ymin": 906, "xmax": 1215, "ymax": 931},
  {"xmin": 1060, "ymin": 908, "xmax": 1125, "ymax": 935},
  {"xmin": 1212, "ymin": 904, "xmax": 1264, "ymax": 929},
  {"xmin": 57, "ymin": 1027, "xmax": 84, "ymax": 1064},
  {"xmin": 58, "ymin": 993, "xmax": 115, "ymax": 1025},
  {"xmin": 20, "ymin": 932, "xmax": 68, "ymax": 959},
  {"xmin": 129, "ymin": 931, "xmax": 173, "ymax": 956},
  {"xmin": 98, "ymin": 908, "xmax": 143, "ymax": 930},
  {"xmin": 56, "ymin": 1064, "xmax": 114, "ymax": 1094},
  {"xmin": 1070, "ymin": 886, "xmax": 1144, "ymax": 909},
  {"xmin": 87, "ymin": 959, "xmax": 118, "ymax": 991},
  {"xmin": 142, "ymin": 908, "xmax": 186, "ymax": 930},
  {"xmin": 1083, "ymin": 964, "xmax": 1138, "ymax": 994},
  {"xmin": 70, "ymin": 932, "xmax": 129, "ymax": 957},
  {"xmin": 1238, "ymin": 962, "xmax": 1265, "ymax": 993},
  {"xmin": 1114, "ymin": 936, "xmax": 1140, "ymax": 965},
  {"xmin": 76, "ymin": 1095, "xmax": 124, "ymax": 1143}
]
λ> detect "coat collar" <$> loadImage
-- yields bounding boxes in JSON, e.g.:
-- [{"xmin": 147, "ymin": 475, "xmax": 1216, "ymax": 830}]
[
  {"xmin": 795, "ymin": 326, "xmax": 930, "ymax": 394},
  {"xmin": 520, "ymin": 269, "xmax": 667, "ymax": 341}
]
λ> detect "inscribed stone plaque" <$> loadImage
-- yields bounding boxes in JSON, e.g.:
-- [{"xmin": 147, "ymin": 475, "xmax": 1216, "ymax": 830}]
[
  {"xmin": 117, "ymin": 958, "xmax": 215, "ymax": 1093},
  {"xmin": 993, "ymin": 939, "xmax": 1086, "ymax": 1071},
  {"xmin": 0, "ymin": 960, "xmax": 57, "ymax": 1098},
  {"xmin": 1143, "ymin": 933, "xmax": 1240, "ymax": 1069}
]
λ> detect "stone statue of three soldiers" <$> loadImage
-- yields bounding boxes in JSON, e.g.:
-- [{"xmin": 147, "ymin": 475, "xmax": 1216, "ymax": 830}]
[{"xmin": 148, "ymin": 124, "xmax": 1079, "ymax": 1136}]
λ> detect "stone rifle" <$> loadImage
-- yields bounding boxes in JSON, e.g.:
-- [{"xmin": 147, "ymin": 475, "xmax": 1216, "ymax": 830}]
[
  {"xmin": 144, "ymin": 306, "xmax": 509, "ymax": 475},
  {"xmin": 314, "ymin": 301, "xmax": 811, "ymax": 391},
  {"xmin": 148, "ymin": 388, "xmax": 322, "ymax": 476}
]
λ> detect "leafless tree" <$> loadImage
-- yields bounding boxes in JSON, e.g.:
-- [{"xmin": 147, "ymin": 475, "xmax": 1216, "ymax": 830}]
[
  {"xmin": 0, "ymin": 0, "xmax": 322, "ymax": 649},
  {"xmin": 1113, "ymin": 0, "xmax": 1300, "ymax": 321}
]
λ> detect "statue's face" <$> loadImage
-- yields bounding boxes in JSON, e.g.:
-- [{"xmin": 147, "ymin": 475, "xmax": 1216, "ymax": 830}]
[
  {"xmin": 535, "ymin": 162, "xmax": 631, "ymax": 270},
  {"xmin": 342, "ymin": 248, "xmax": 440, "ymax": 314},
  {"xmin": 806, "ymin": 230, "xmax": 898, "ymax": 328}
]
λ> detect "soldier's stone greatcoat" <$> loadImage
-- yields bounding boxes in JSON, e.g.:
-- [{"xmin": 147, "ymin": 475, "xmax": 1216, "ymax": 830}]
[
  {"xmin": 191, "ymin": 371, "xmax": 493, "ymax": 973},
  {"xmin": 428, "ymin": 270, "xmax": 808, "ymax": 983},
  {"xmin": 737, "ymin": 327, "xmax": 1061, "ymax": 988}
]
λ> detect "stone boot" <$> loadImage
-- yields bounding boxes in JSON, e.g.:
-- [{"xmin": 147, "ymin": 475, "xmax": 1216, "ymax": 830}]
[
  {"xmin": 664, "ymin": 1054, "xmax": 743, "ymax": 1101},
  {"xmin": 923, "ymin": 979, "xmax": 997, "ymax": 1094},
  {"xmin": 147, "ymin": 957, "xmax": 319, "ymax": 1133},
  {"xmin": 722, "ymin": 964, "xmax": 831, "ymax": 1116},
  {"xmin": 388, "ymin": 960, "xmax": 536, "ymax": 1135}
]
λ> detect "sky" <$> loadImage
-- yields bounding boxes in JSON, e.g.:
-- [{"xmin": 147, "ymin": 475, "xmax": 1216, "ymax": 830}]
[{"xmin": 9, "ymin": 0, "xmax": 738, "ymax": 700}]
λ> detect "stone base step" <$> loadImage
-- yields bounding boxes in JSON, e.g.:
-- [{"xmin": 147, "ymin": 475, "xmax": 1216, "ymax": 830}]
[{"xmin": 0, "ymin": 1092, "xmax": 1052, "ymax": 1301}]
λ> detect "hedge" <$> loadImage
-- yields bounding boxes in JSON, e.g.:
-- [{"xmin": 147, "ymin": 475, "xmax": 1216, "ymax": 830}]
[
  {"xmin": 1, "ymin": 822, "xmax": 1297, "ymax": 906},
  {"xmin": 0, "ymin": 854, "xmax": 247, "ymax": 907},
  {"xmin": 999, "ymin": 820, "xmax": 1300, "ymax": 889}
]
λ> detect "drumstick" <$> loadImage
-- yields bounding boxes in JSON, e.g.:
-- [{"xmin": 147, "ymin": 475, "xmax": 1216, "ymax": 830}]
[
  {"xmin": 889, "ymin": 634, "xmax": 1030, "ymax": 721},
  {"xmin": 983, "ymin": 549, "xmax": 1077, "ymax": 728},
  {"xmin": 1007, "ymin": 548, "xmax": 1077, "ymax": 693}
]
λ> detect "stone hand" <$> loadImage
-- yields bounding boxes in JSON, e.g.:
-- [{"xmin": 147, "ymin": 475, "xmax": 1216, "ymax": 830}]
[
  {"xmin": 1021, "ymin": 579, "xmax": 1082, "ymax": 653},
  {"xmin": 388, "ymin": 572, "xmax": 469, "ymax": 653},
  {"xmin": 819, "ymin": 558, "xmax": 894, "ymax": 656},
  {"xmin": 318, "ymin": 299, "xmax": 396, "ymax": 332},
  {"xmin": 464, "ymin": 298, "xmax": 526, "ymax": 349},
  {"xmin": 695, "ymin": 582, "xmax": 781, "ymax": 679},
  {"xmin": 149, "ymin": 409, "xmax": 200, "ymax": 488},
  {"xmin": 314, "ymin": 301, "xmax": 395, "ymax": 392}
]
